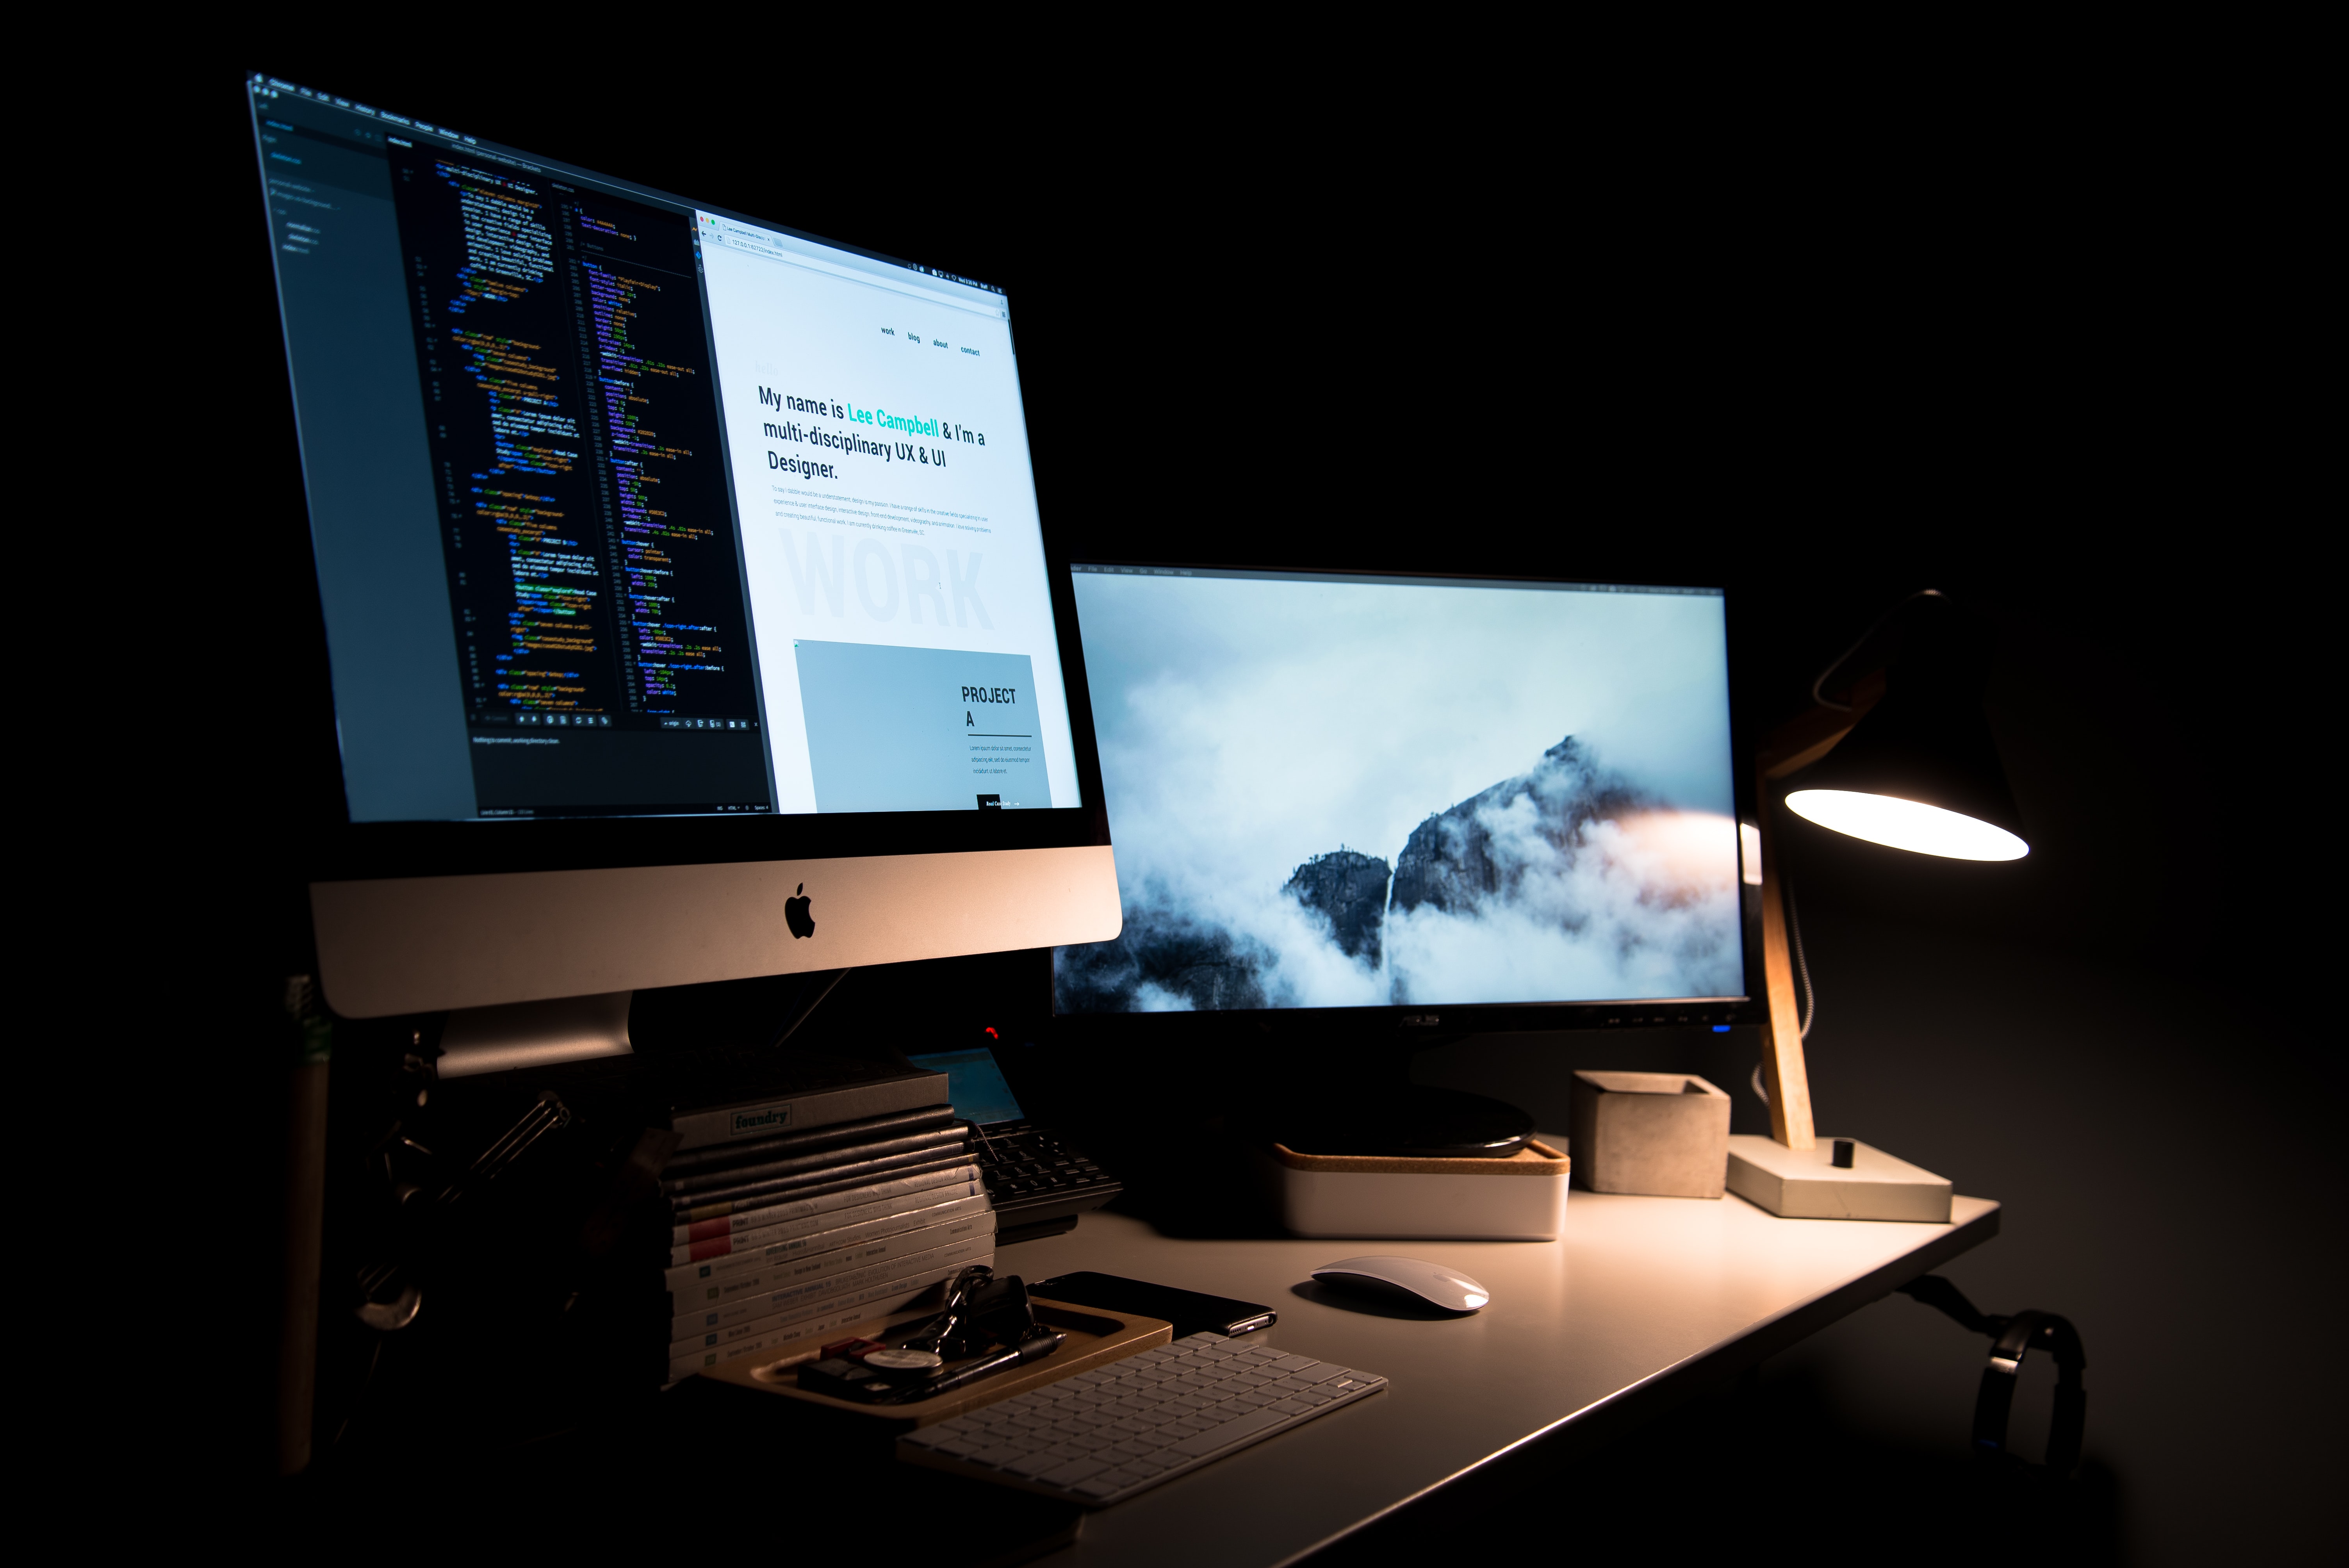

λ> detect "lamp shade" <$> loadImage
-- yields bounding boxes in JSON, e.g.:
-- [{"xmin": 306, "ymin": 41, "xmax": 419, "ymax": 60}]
[{"xmin": 1785, "ymin": 597, "xmax": 2028, "ymax": 862}]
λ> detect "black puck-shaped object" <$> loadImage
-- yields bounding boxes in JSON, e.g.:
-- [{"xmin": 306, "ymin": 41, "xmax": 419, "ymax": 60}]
[{"xmin": 1280, "ymin": 1087, "xmax": 1535, "ymax": 1158}]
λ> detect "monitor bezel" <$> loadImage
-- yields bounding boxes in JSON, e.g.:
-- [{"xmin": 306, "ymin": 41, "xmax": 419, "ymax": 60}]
[
  {"xmin": 249, "ymin": 76, "xmax": 1117, "ymax": 887},
  {"xmin": 1046, "ymin": 559, "xmax": 1770, "ymax": 1038}
]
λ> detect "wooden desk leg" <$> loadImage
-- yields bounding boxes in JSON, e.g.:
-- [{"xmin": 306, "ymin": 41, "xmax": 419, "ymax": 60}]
[{"xmin": 1757, "ymin": 795, "xmax": 1817, "ymax": 1151}]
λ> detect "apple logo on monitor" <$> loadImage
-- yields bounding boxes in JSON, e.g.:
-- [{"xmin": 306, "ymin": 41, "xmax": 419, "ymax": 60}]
[{"xmin": 785, "ymin": 883, "xmax": 815, "ymax": 939}]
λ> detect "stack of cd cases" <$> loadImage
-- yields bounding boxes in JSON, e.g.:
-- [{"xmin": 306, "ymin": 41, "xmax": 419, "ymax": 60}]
[{"xmin": 660, "ymin": 1086, "xmax": 995, "ymax": 1385}]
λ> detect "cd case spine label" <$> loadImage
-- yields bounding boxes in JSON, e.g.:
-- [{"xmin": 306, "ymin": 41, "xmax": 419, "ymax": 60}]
[
  {"xmin": 669, "ymin": 1071, "xmax": 947, "ymax": 1151},
  {"xmin": 666, "ymin": 1208, "xmax": 999, "ymax": 1315}
]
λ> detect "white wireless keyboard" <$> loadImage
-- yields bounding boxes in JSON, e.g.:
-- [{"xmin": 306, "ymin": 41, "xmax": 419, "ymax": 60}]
[{"xmin": 896, "ymin": 1331, "xmax": 1387, "ymax": 1506}]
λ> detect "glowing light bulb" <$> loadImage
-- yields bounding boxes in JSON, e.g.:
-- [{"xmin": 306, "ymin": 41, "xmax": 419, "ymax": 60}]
[{"xmin": 1784, "ymin": 789, "xmax": 2029, "ymax": 862}]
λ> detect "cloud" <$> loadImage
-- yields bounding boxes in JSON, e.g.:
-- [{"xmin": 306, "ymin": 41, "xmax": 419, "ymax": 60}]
[
  {"xmin": 1054, "ymin": 573, "xmax": 1743, "ymax": 1012},
  {"xmin": 1057, "ymin": 741, "xmax": 1740, "ymax": 1012},
  {"xmin": 1385, "ymin": 811, "xmax": 1743, "ymax": 1004}
]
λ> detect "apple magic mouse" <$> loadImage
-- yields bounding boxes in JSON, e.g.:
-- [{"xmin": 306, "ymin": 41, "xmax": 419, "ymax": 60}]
[{"xmin": 1312, "ymin": 1256, "xmax": 1490, "ymax": 1313}]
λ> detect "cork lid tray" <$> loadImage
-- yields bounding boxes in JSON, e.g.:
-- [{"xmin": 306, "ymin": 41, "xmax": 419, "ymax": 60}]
[{"xmin": 1259, "ymin": 1138, "xmax": 1571, "ymax": 1240}]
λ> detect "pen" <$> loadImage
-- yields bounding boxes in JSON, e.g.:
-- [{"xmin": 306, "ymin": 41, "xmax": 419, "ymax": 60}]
[{"xmin": 868, "ymin": 1326, "xmax": 1064, "ymax": 1405}]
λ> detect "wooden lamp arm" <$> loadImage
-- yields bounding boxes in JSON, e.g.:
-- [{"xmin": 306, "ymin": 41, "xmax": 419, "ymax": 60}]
[{"xmin": 1751, "ymin": 670, "xmax": 1884, "ymax": 1151}]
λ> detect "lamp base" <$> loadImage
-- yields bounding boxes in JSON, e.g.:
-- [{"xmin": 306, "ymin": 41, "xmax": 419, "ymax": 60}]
[{"xmin": 1725, "ymin": 1134, "xmax": 1952, "ymax": 1222}]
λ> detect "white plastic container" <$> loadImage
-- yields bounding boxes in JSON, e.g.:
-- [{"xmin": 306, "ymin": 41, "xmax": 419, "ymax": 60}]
[{"xmin": 1256, "ymin": 1139, "xmax": 1571, "ymax": 1240}]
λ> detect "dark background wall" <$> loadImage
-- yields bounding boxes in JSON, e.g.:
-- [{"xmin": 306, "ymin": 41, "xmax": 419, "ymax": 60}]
[{"xmin": 127, "ymin": 34, "xmax": 2328, "ymax": 1559}]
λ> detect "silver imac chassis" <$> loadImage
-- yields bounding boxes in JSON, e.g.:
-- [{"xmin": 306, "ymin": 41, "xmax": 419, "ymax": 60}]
[{"xmin": 312, "ymin": 844, "xmax": 1121, "ymax": 1074}]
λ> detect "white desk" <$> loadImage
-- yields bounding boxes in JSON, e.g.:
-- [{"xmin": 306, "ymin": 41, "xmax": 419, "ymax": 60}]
[{"xmin": 998, "ymin": 1191, "xmax": 1999, "ymax": 1565}]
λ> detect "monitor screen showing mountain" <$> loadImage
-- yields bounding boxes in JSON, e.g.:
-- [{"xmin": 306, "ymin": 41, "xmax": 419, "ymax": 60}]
[{"xmin": 1055, "ymin": 567, "xmax": 1743, "ymax": 1012}]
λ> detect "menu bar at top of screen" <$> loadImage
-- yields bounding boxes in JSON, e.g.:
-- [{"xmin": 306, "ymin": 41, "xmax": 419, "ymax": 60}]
[{"xmin": 694, "ymin": 216, "xmax": 1008, "ymax": 321}]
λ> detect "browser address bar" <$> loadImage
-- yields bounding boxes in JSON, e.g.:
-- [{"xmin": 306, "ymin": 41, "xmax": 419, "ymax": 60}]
[{"xmin": 701, "ymin": 217, "xmax": 1007, "ymax": 320}]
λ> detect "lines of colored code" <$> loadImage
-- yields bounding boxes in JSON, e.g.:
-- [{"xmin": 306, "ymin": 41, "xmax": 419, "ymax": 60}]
[
  {"xmin": 582, "ymin": 258, "xmax": 727, "ymax": 709},
  {"xmin": 388, "ymin": 150, "xmax": 759, "ymax": 739}
]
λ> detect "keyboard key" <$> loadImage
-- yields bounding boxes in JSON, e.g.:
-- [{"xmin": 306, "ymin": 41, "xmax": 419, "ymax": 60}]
[
  {"xmin": 1171, "ymin": 1406, "xmax": 1290, "ymax": 1458},
  {"xmin": 1041, "ymin": 1458, "xmax": 1109, "ymax": 1487}
]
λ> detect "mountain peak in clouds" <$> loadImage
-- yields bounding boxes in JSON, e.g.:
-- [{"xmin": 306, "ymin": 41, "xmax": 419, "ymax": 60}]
[
  {"xmin": 1282, "ymin": 849, "xmax": 1392, "ymax": 966},
  {"xmin": 1051, "ymin": 732, "xmax": 1726, "ymax": 1014},
  {"xmin": 1390, "ymin": 736, "xmax": 1647, "ymax": 920}
]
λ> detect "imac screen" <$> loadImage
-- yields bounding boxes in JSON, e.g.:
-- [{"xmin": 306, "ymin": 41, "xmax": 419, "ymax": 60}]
[
  {"xmin": 1055, "ymin": 568, "xmax": 1743, "ymax": 1011},
  {"xmin": 250, "ymin": 77, "xmax": 1079, "ymax": 822}
]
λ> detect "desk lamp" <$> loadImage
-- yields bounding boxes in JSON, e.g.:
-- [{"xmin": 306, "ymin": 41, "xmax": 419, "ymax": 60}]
[{"xmin": 1727, "ymin": 590, "xmax": 2028, "ymax": 1221}]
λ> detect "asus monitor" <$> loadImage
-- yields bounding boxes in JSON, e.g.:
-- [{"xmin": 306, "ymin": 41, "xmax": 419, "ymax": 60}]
[{"xmin": 1053, "ymin": 565, "xmax": 1764, "ymax": 1039}]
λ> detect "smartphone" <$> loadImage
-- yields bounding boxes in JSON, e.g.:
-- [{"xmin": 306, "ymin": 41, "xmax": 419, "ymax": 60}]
[{"xmin": 1028, "ymin": 1272, "xmax": 1276, "ymax": 1338}]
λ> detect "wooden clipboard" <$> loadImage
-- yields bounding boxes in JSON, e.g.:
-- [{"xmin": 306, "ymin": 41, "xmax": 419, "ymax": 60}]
[{"xmin": 695, "ymin": 1295, "xmax": 1174, "ymax": 1427}]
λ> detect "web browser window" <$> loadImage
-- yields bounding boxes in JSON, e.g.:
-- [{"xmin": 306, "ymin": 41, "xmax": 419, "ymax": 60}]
[
  {"xmin": 697, "ymin": 217, "xmax": 1075, "ymax": 814},
  {"xmin": 247, "ymin": 75, "xmax": 1078, "ymax": 822}
]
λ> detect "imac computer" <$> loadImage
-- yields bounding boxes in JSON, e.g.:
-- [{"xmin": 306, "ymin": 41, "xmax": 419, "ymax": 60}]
[
  {"xmin": 1052, "ymin": 565, "xmax": 1766, "ymax": 1151},
  {"xmin": 247, "ymin": 76, "xmax": 1119, "ymax": 1068}
]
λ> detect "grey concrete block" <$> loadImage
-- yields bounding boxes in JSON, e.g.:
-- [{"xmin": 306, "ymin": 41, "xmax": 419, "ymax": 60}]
[{"xmin": 1569, "ymin": 1071, "xmax": 1732, "ymax": 1198}]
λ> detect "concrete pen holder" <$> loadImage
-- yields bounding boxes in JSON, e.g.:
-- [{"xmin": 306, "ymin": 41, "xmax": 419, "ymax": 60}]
[{"xmin": 1568, "ymin": 1071, "xmax": 1732, "ymax": 1198}]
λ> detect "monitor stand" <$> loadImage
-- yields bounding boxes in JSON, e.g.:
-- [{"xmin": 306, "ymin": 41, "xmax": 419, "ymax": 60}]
[
  {"xmin": 436, "ymin": 991, "xmax": 633, "ymax": 1078},
  {"xmin": 433, "ymin": 968, "xmax": 851, "ymax": 1078},
  {"xmin": 1274, "ymin": 1041, "xmax": 1535, "ymax": 1158}
]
